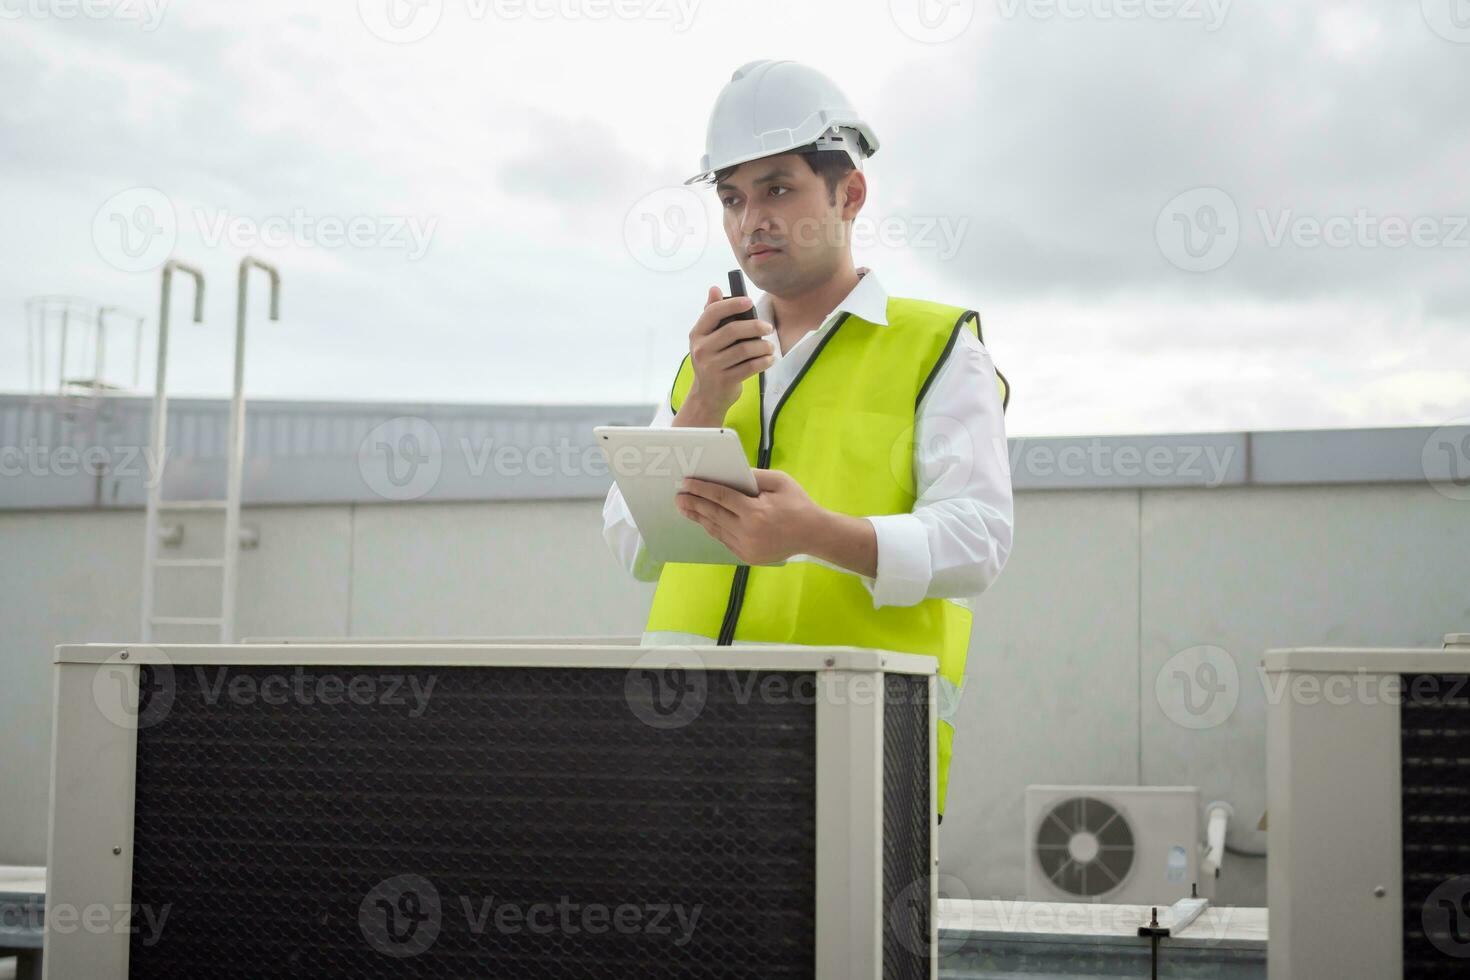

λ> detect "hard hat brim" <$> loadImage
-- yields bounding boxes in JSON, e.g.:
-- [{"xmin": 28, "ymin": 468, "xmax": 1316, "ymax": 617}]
[{"xmin": 684, "ymin": 125, "xmax": 878, "ymax": 186}]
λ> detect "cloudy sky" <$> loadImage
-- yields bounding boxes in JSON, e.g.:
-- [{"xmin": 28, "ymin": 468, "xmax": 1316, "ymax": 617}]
[{"xmin": 2, "ymin": 0, "xmax": 1467, "ymax": 436}]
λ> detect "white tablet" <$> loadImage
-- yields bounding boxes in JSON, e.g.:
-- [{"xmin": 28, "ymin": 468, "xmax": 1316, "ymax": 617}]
[{"xmin": 595, "ymin": 425, "xmax": 780, "ymax": 567}]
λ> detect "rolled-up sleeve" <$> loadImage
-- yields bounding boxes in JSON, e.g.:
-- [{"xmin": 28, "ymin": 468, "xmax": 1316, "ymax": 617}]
[{"xmin": 859, "ymin": 329, "xmax": 1014, "ymax": 607}]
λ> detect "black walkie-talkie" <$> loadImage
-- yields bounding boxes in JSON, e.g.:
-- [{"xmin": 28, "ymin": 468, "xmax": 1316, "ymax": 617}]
[{"xmin": 716, "ymin": 269, "xmax": 757, "ymax": 328}]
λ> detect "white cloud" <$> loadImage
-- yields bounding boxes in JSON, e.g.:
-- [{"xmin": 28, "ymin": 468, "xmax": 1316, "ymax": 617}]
[{"xmin": 1, "ymin": 0, "xmax": 1466, "ymax": 434}]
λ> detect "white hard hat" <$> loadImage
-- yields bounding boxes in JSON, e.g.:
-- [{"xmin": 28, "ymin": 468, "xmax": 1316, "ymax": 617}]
[{"xmin": 685, "ymin": 59, "xmax": 879, "ymax": 185}]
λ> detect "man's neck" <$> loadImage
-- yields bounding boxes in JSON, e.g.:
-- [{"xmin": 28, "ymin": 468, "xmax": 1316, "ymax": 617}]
[{"xmin": 768, "ymin": 263, "xmax": 862, "ymax": 351}]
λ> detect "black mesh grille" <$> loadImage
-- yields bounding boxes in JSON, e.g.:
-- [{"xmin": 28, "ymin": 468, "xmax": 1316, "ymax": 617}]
[
  {"xmin": 1401, "ymin": 673, "xmax": 1470, "ymax": 979},
  {"xmin": 129, "ymin": 664, "xmax": 816, "ymax": 979},
  {"xmin": 883, "ymin": 672, "xmax": 931, "ymax": 980}
]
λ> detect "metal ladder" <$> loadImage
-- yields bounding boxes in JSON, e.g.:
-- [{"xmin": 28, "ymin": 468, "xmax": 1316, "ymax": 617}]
[{"xmin": 140, "ymin": 256, "xmax": 281, "ymax": 642}]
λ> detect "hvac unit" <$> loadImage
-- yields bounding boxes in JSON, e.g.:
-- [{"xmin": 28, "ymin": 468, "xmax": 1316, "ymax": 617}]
[
  {"xmin": 1266, "ymin": 633, "xmax": 1470, "ymax": 980},
  {"xmin": 45, "ymin": 642, "xmax": 938, "ymax": 980},
  {"xmin": 1025, "ymin": 785, "xmax": 1201, "ymax": 905}
]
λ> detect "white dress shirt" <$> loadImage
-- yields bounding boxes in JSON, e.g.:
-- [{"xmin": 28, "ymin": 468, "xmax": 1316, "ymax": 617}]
[{"xmin": 601, "ymin": 270, "xmax": 1013, "ymax": 622}]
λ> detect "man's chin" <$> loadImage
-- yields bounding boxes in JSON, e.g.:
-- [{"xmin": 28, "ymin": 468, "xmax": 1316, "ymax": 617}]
[{"xmin": 744, "ymin": 257, "xmax": 799, "ymax": 294}]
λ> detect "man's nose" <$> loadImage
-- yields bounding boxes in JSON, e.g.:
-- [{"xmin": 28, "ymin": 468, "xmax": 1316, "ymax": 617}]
[{"xmin": 736, "ymin": 201, "xmax": 774, "ymax": 241}]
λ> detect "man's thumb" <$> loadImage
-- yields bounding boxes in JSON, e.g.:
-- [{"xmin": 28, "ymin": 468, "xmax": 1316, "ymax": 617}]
[{"xmin": 704, "ymin": 285, "xmax": 723, "ymax": 307}]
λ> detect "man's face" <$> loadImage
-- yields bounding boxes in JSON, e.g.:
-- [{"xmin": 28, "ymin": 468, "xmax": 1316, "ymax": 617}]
[{"xmin": 716, "ymin": 153, "xmax": 861, "ymax": 295}]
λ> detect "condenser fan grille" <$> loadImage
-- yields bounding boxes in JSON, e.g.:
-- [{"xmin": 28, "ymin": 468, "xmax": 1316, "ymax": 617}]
[{"xmin": 1035, "ymin": 796, "xmax": 1135, "ymax": 897}]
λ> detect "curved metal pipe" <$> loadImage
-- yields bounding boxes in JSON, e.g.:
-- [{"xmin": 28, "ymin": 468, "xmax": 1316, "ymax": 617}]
[
  {"xmin": 141, "ymin": 259, "xmax": 206, "ymax": 642},
  {"xmin": 1200, "ymin": 800, "xmax": 1233, "ymax": 879},
  {"xmin": 221, "ymin": 257, "xmax": 283, "ymax": 640},
  {"xmin": 239, "ymin": 256, "xmax": 281, "ymax": 321}
]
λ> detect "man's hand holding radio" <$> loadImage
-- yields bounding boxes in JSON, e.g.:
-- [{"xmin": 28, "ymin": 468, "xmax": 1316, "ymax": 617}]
[{"xmin": 673, "ymin": 285, "xmax": 777, "ymax": 429}]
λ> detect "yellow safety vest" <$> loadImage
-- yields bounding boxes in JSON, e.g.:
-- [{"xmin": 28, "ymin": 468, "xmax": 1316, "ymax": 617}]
[{"xmin": 646, "ymin": 296, "xmax": 1009, "ymax": 815}]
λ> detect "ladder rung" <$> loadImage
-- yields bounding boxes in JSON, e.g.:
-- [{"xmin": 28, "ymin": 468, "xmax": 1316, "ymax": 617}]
[
  {"xmin": 155, "ymin": 500, "xmax": 228, "ymax": 511},
  {"xmin": 153, "ymin": 559, "xmax": 224, "ymax": 569},
  {"xmin": 149, "ymin": 616, "xmax": 223, "ymax": 626}
]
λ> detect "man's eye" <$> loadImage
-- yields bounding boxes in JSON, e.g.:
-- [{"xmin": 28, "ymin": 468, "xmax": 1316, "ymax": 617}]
[
  {"xmin": 769, "ymin": 186, "xmax": 789, "ymax": 197},
  {"xmin": 721, "ymin": 197, "xmax": 739, "ymax": 208}
]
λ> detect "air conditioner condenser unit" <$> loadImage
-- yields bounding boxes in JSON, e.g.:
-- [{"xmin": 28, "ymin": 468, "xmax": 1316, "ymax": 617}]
[
  {"xmin": 1025, "ymin": 785, "xmax": 1201, "ymax": 906},
  {"xmin": 45, "ymin": 642, "xmax": 941, "ymax": 980},
  {"xmin": 1266, "ymin": 634, "xmax": 1470, "ymax": 980}
]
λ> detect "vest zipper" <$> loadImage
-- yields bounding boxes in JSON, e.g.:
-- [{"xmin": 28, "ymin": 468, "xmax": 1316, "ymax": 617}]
[{"xmin": 714, "ymin": 314, "xmax": 851, "ymax": 646}]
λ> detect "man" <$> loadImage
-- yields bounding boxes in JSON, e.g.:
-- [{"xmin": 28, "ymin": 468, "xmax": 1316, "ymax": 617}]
[{"xmin": 602, "ymin": 59, "xmax": 1013, "ymax": 819}]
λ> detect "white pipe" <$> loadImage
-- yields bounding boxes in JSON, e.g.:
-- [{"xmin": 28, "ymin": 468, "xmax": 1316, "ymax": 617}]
[
  {"xmin": 141, "ymin": 261, "xmax": 204, "ymax": 642},
  {"xmin": 222, "ymin": 257, "xmax": 281, "ymax": 643},
  {"xmin": 1200, "ymin": 800, "xmax": 1233, "ymax": 879},
  {"xmin": 57, "ymin": 308, "xmax": 69, "ymax": 393},
  {"xmin": 1166, "ymin": 895, "xmax": 1210, "ymax": 934}
]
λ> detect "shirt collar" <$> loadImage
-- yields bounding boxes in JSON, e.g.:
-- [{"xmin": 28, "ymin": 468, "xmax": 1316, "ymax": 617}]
[{"xmin": 753, "ymin": 268, "xmax": 890, "ymax": 328}]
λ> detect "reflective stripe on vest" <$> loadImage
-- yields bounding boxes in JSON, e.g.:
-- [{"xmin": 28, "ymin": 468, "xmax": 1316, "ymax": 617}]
[{"xmin": 645, "ymin": 295, "xmax": 1006, "ymax": 815}]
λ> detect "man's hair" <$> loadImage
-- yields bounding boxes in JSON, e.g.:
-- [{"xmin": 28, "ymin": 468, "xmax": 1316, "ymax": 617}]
[{"xmin": 713, "ymin": 148, "xmax": 856, "ymax": 205}]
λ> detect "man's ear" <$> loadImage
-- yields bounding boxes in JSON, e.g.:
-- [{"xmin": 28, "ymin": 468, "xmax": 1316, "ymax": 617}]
[{"xmin": 839, "ymin": 169, "xmax": 867, "ymax": 221}]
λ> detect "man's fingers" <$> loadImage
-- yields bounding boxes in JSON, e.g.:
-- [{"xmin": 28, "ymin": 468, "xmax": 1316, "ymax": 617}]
[
  {"xmin": 676, "ymin": 489, "xmax": 740, "ymax": 529},
  {"xmin": 711, "ymin": 337, "xmax": 777, "ymax": 371},
  {"xmin": 692, "ymin": 296, "xmax": 756, "ymax": 336},
  {"xmin": 681, "ymin": 477, "xmax": 748, "ymax": 509},
  {"xmin": 708, "ymin": 317, "xmax": 774, "ymax": 349}
]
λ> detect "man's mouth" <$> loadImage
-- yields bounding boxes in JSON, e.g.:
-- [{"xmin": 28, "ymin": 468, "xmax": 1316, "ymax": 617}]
[{"xmin": 748, "ymin": 245, "xmax": 782, "ymax": 262}]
